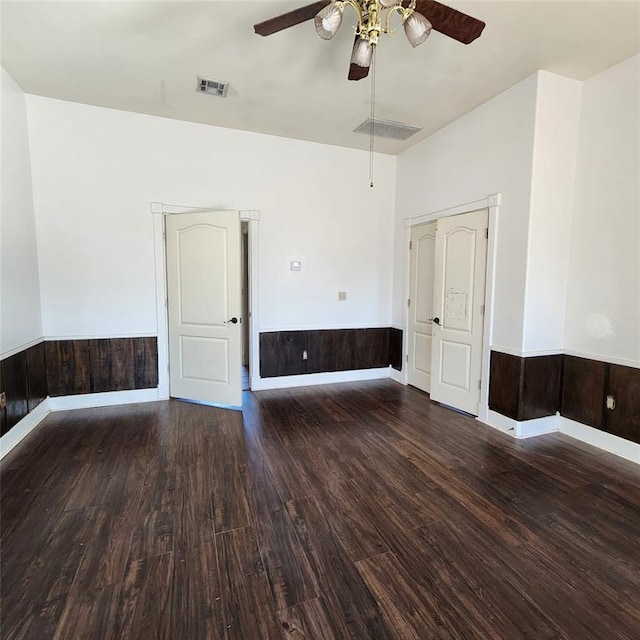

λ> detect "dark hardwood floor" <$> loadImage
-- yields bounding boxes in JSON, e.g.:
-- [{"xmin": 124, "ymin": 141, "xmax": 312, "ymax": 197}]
[{"xmin": 2, "ymin": 380, "xmax": 640, "ymax": 639}]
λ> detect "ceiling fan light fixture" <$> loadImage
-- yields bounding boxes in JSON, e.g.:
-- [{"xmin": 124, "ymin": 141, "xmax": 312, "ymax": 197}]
[
  {"xmin": 314, "ymin": 4, "xmax": 344, "ymax": 40},
  {"xmin": 403, "ymin": 11, "xmax": 432, "ymax": 48},
  {"xmin": 350, "ymin": 37, "xmax": 374, "ymax": 68}
]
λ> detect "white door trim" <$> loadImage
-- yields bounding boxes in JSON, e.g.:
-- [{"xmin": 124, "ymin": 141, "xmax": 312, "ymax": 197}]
[
  {"xmin": 400, "ymin": 194, "xmax": 500, "ymax": 422},
  {"xmin": 151, "ymin": 202, "xmax": 260, "ymax": 400}
]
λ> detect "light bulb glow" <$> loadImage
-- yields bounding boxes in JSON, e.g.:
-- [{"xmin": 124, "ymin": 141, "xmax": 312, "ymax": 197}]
[{"xmin": 314, "ymin": 4, "xmax": 344, "ymax": 40}]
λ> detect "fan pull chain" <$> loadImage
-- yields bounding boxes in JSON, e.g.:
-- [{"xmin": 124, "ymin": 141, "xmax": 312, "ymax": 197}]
[{"xmin": 369, "ymin": 47, "xmax": 376, "ymax": 188}]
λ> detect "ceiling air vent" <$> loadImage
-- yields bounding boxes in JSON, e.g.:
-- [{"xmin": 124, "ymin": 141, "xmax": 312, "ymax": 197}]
[
  {"xmin": 353, "ymin": 118, "xmax": 422, "ymax": 140},
  {"xmin": 197, "ymin": 77, "xmax": 229, "ymax": 97}
]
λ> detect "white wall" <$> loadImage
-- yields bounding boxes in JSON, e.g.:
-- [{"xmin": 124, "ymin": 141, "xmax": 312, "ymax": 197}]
[
  {"xmin": 394, "ymin": 55, "xmax": 638, "ymax": 397},
  {"xmin": 0, "ymin": 67, "xmax": 42, "ymax": 355},
  {"xmin": 394, "ymin": 73, "xmax": 539, "ymax": 353},
  {"xmin": 21, "ymin": 54, "xmax": 640, "ymax": 371},
  {"xmin": 522, "ymin": 72, "xmax": 582, "ymax": 354},
  {"xmin": 26, "ymin": 97, "xmax": 396, "ymax": 339},
  {"xmin": 564, "ymin": 54, "xmax": 640, "ymax": 366}
]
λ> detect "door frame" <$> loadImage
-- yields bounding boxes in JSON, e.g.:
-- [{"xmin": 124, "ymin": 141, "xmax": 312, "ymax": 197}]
[
  {"xmin": 399, "ymin": 194, "xmax": 501, "ymax": 422},
  {"xmin": 150, "ymin": 202, "xmax": 260, "ymax": 400}
]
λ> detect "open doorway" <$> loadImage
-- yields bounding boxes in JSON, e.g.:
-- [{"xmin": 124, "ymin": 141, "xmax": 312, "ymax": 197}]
[
  {"xmin": 241, "ymin": 222, "xmax": 250, "ymax": 390},
  {"xmin": 153, "ymin": 204, "xmax": 261, "ymax": 407}
]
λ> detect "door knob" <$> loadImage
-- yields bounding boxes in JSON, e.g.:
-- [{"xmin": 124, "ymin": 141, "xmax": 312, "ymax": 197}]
[
  {"xmin": 226, "ymin": 317, "xmax": 239, "ymax": 324},
  {"xmin": 429, "ymin": 317, "xmax": 441, "ymax": 326}
]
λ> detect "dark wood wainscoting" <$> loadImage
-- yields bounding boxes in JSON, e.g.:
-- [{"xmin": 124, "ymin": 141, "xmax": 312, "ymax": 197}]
[
  {"xmin": 45, "ymin": 340, "xmax": 92, "ymax": 396},
  {"xmin": 46, "ymin": 337, "xmax": 158, "ymax": 397},
  {"xmin": 521, "ymin": 356, "xmax": 563, "ymax": 420},
  {"xmin": 490, "ymin": 351, "xmax": 640, "ymax": 445},
  {"xmin": 561, "ymin": 355, "xmax": 607, "ymax": 429},
  {"xmin": 260, "ymin": 328, "xmax": 401, "ymax": 378},
  {"xmin": 488, "ymin": 351, "xmax": 522, "ymax": 420},
  {"xmin": 607, "ymin": 364, "xmax": 640, "ymax": 443},
  {"xmin": 562, "ymin": 356, "xmax": 640, "ymax": 445},
  {"xmin": 488, "ymin": 352, "xmax": 563, "ymax": 421},
  {"xmin": 0, "ymin": 342, "xmax": 48, "ymax": 436},
  {"xmin": 389, "ymin": 327, "xmax": 403, "ymax": 372},
  {"xmin": 1, "ymin": 338, "xmax": 158, "ymax": 436}
]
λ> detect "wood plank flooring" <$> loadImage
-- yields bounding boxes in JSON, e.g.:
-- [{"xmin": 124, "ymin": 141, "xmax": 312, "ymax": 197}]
[{"xmin": 2, "ymin": 380, "xmax": 640, "ymax": 639}]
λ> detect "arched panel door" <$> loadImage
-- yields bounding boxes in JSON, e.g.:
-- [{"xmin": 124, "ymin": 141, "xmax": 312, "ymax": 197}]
[
  {"xmin": 166, "ymin": 211, "xmax": 242, "ymax": 407},
  {"xmin": 407, "ymin": 222, "xmax": 437, "ymax": 392},
  {"xmin": 430, "ymin": 209, "xmax": 488, "ymax": 415}
]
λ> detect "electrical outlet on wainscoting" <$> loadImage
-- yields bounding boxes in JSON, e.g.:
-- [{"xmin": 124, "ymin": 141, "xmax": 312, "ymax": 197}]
[{"xmin": 0, "ymin": 392, "xmax": 6, "ymax": 410}]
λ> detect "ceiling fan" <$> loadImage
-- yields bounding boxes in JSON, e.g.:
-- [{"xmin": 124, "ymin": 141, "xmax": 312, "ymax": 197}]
[{"xmin": 254, "ymin": 1, "xmax": 486, "ymax": 81}]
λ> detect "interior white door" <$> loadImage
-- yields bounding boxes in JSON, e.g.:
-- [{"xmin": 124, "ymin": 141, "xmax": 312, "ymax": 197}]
[
  {"xmin": 166, "ymin": 210, "xmax": 242, "ymax": 407},
  {"xmin": 407, "ymin": 222, "xmax": 437, "ymax": 392},
  {"xmin": 430, "ymin": 209, "xmax": 488, "ymax": 415}
]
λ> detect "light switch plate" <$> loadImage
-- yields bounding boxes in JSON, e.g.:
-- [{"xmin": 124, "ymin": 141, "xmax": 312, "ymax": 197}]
[
  {"xmin": 290, "ymin": 260, "xmax": 302, "ymax": 272},
  {"xmin": 338, "ymin": 291, "xmax": 347, "ymax": 301}
]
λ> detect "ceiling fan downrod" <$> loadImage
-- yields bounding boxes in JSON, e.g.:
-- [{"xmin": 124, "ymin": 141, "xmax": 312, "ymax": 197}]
[{"xmin": 369, "ymin": 46, "xmax": 376, "ymax": 188}]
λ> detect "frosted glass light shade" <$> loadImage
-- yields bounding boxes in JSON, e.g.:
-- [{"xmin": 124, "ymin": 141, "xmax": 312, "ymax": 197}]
[
  {"xmin": 403, "ymin": 12, "xmax": 432, "ymax": 48},
  {"xmin": 314, "ymin": 4, "xmax": 344, "ymax": 40},
  {"xmin": 380, "ymin": 0, "xmax": 400, "ymax": 7},
  {"xmin": 350, "ymin": 37, "xmax": 374, "ymax": 68}
]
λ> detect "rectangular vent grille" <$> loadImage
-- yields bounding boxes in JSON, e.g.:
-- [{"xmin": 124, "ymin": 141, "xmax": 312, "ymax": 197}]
[
  {"xmin": 353, "ymin": 118, "xmax": 422, "ymax": 140},
  {"xmin": 197, "ymin": 77, "xmax": 229, "ymax": 97}
]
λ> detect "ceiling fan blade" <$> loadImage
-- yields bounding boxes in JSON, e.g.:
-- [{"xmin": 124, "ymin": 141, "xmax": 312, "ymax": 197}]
[
  {"xmin": 411, "ymin": 0, "xmax": 485, "ymax": 44},
  {"xmin": 254, "ymin": 1, "xmax": 331, "ymax": 36},
  {"xmin": 348, "ymin": 62, "xmax": 370, "ymax": 81}
]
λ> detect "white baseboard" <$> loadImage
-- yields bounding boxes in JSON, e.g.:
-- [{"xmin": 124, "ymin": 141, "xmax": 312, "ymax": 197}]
[
  {"xmin": 48, "ymin": 388, "xmax": 161, "ymax": 411},
  {"xmin": 251, "ymin": 367, "xmax": 390, "ymax": 391},
  {"xmin": 480, "ymin": 410, "xmax": 639, "ymax": 464},
  {"xmin": 389, "ymin": 368, "xmax": 405, "ymax": 384},
  {"xmin": 477, "ymin": 403, "xmax": 490, "ymax": 423},
  {"xmin": 479, "ymin": 409, "xmax": 516, "ymax": 435},
  {"xmin": 558, "ymin": 416, "xmax": 640, "ymax": 464},
  {"xmin": 0, "ymin": 399, "xmax": 51, "ymax": 459},
  {"xmin": 479, "ymin": 410, "xmax": 559, "ymax": 439},
  {"xmin": 514, "ymin": 414, "xmax": 560, "ymax": 438}
]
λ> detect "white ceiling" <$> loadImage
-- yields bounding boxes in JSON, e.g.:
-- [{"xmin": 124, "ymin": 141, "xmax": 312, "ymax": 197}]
[{"xmin": 2, "ymin": 0, "xmax": 639, "ymax": 154}]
